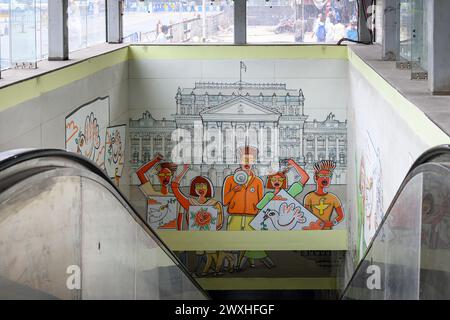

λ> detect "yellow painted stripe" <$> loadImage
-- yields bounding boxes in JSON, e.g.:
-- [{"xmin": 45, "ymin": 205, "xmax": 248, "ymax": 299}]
[
  {"xmin": 347, "ymin": 47, "xmax": 450, "ymax": 145},
  {"xmin": 196, "ymin": 277, "xmax": 337, "ymax": 290},
  {"xmin": 0, "ymin": 48, "xmax": 129, "ymax": 112},
  {"xmin": 128, "ymin": 45, "xmax": 349, "ymax": 60},
  {"xmin": 156, "ymin": 230, "xmax": 348, "ymax": 251}
]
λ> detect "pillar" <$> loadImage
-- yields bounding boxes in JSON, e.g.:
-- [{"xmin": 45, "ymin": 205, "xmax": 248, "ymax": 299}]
[
  {"xmin": 107, "ymin": 0, "xmax": 123, "ymax": 43},
  {"xmin": 48, "ymin": 0, "xmax": 68, "ymax": 61},
  {"xmin": 427, "ymin": 0, "xmax": 450, "ymax": 94},
  {"xmin": 382, "ymin": 0, "xmax": 400, "ymax": 60}
]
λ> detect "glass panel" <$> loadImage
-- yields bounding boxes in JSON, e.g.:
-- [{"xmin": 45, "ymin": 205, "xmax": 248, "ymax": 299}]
[
  {"xmin": 68, "ymin": 0, "xmax": 88, "ymax": 52},
  {"xmin": 86, "ymin": 0, "xmax": 105, "ymax": 47},
  {"xmin": 247, "ymin": 0, "xmax": 358, "ymax": 44},
  {"xmin": 0, "ymin": 165, "xmax": 205, "ymax": 299},
  {"xmin": 419, "ymin": 169, "xmax": 450, "ymax": 299},
  {"xmin": 343, "ymin": 173, "xmax": 423, "ymax": 299},
  {"xmin": 36, "ymin": 0, "xmax": 48, "ymax": 60},
  {"xmin": 410, "ymin": 0, "xmax": 427, "ymax": 79},
  {"xmin": 399, "ymin": 0, "xmax": 412, "ymax": 65},
  {"xmin": 122, "ymin": 0, "xmax": 234, "ymax": 44},
  {"xmin": 10, "ymin": 0, "xmax": 37, "ymax": 68},
  {"xmin": 0, "ymin": 0, "xmax": 11, "ymax": 70},
  {"xmin": 0, "ymin": 175, "xmax": 82, "ymax": 299}
]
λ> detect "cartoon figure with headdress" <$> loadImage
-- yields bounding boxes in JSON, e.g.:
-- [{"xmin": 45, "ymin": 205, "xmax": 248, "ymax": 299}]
[
  {"xmin": 136, "ymin": 153, "xmax": 179, "ymax": 229},
  {"xmin": 303, "ymin": 160, "xmax": 344, "ymax": 230}
]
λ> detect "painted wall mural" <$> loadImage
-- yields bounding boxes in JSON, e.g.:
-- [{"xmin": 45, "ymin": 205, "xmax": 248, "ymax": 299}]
[
  {"xmin": 65, "ymin": 97, "xmax": 110, "ymax": 169},
  {"xmin": 129, "ymin": 61, "xmax": 348, "ymax": 275},
  {"xmin": 130, "ymin": 61, "xmax": 347, "ymax": 230},
  {"xmin": 355, "ymin": 131, "xmax": 384, "ymax": 260},
  {"xmin": 105, "ymin": 124, "xmax": 126, "ymax": 186},
  {"xmin": 65, "ymin": 96, "xmax": 127, "ymax": 186}
]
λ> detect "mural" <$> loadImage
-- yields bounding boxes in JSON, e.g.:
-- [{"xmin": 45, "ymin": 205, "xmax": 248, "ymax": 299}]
[
  {"xmin": 250, "ymin": 158, "xmax": 316, "ymax": 231},
  {"xmin": 356, "ymin": 132, "xmax": 384, "ymax": 259},
  {"xmin": 105, "ymin": 125, "xmax": 126, "ymax": 186},
  {"xmin": 304, "ymin": 160, "xmax": 345, "ymax": 230},
  {"xmin": 130, "ymin": 69, "xmax": 348, "ymax": 186},
  {"xmin": 136, "ymin": 153, "xmax": 179, "ymax": 230},
  {"xmin": 65, "ymin": 97, "xmax": 110, "ymax": 169},
  {"xmin": 131, "ymin": 61, "xmax": 347, "ymax": 274},
  {"xmin": 250, "ymin": 190, "xmax": 318, "ymax": 231}
]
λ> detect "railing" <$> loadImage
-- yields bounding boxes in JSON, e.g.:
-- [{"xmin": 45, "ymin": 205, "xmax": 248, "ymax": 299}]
[{"xmin": 123, "ymin": 11, "xmax": 230, "ymax": 44}]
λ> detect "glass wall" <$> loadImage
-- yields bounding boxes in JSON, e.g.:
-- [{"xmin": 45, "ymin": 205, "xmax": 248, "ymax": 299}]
[
  {"xmin": 0, "ymin": 0, "xmax": 11, "ymax": 70},
  {"xmin": 68, "ymin": 0, "xmax": 106, "ymax": 52},
  {"xmin": 246, "ymin": 0, "xmax": 358, "ymax": 44},
  {"xmin": 410, "ymin": 0, "xmax": 427, "ymax": 79},
  {"xmin": 122, "ymin": 0, "xmax": 234, "ymax": 43},
  {"xmin": 398, "ymin": 0, "xmax": 428, "ymax": 78},
  {"xmin": 0, "ymin": 0, "xmax": 47, "ymax": 70},
  {"xmin": 399, "ymin": 0, "xmax": 412, "ymax": 63}
]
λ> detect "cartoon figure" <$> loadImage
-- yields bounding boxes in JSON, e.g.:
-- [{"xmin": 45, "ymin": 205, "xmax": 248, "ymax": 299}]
[
  {"xmin": 257, "ymin": 159, "xmax": 309, "ymax": 209},
  {"xmin": 172, "ymin": 164, "xmax": 224, "ymax": 230},
  {"xmin": 223, "ymin": 146, "xmax": 264, "ymax": 229},
  {"xmin": 303, "ymin": 160, "xmax": 344, "ymax": 230},
  {"xmin": 172, "ymin": 164, "xmax": 235, "ymax": 275},
  {"xmin": 251, "ymin": 159, "xmax": 314, "ymax": 232},
  {"xmin": 105, "ymin": 125, "xmax": 125, "ymax": 186},
  {"xmin": 223, "ymin": 146, "xmax": 271, "ymax": 269},
  {"xmin": 75, "ymin": 112, "xmax": 101, "ymax": 162},
  {"xmin": 136, "ymin": 153, "xmax": 179, "ymax": 229}
]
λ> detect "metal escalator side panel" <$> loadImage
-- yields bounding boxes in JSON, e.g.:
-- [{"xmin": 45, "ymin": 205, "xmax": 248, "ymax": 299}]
[{"xmin": 0, "ymin": 150, "xmax": 208, "ymax": 300}]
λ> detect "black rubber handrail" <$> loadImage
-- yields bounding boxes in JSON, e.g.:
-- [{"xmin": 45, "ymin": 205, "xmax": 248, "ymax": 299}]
[
  {"xmin": 340, "ymin": 144, "xmax": 450, "ymax": 299},
  {"xmin": 0, "ymin": 148, "xmax": 209, "ymax": 299}
]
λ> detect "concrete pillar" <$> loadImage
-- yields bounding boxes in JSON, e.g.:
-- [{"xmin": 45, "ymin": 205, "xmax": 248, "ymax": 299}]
[
  {"xmin": 107, "ymin": 0, "xmax": 123, "ymax": 43},
  {"xmin": 234, "ymin": 0, "xmax": 246, "ymax": 45},
  {"xmin": 48, "ymin": 0, "xmax": 68, "ymax": 61},
  {"xmin": 382, "ymin": 0, "xmax": 400, "ymax": 60},
  {"xmin": 428, "ymin": 0, "xmax": 450, "ymax": 94}
]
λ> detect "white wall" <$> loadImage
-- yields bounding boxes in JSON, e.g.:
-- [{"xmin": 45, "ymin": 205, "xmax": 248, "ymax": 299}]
[{"xmin": 345, "ymin": 62, "xmax": 434, "ymax": 283}]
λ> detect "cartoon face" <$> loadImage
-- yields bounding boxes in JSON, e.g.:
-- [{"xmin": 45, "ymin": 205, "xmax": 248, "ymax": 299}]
[
  {"xmin": 315, "ymin": 169, "xmax": 332, "ymax": 188},
  {"xmin": 270, "ymin": 174, "xmax": 285, "ymax": 188},
  {"xmin": 240, "ymin": 154, "xmax": 255, "ymax": 171},
  {"xmin": 111, "ymin": 130, "xmax": 123, "ymax": 163},
  {"xmin": 194, "ymin": 182, "xmax": 208, "ymax": 196},
  {"xmin": 158, "ymin": 168, "xmax": 173, "ymax": 186}
]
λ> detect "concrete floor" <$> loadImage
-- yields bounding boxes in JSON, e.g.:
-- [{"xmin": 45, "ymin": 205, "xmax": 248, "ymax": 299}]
[{"xmin": 351, "ymin": 44, "xmax": 450, "ymax": 138}]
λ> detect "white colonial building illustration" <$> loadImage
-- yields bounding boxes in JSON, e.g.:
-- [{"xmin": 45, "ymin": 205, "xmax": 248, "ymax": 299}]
[{"xmin": 130, "ymin": 78, "xmax": 347, "ymax": 186}]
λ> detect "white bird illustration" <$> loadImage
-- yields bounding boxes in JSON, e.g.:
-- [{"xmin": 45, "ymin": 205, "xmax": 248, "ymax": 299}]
[{"xmin": 262, "ymin": 203, "xmax": 306, "ymax": 231}]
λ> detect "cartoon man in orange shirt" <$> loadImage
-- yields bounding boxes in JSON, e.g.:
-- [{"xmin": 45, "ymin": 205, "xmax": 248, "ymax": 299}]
[
  {"xmin": 223, "ymin": 146, "xmax": 274, "ymax": 269},
  {"xmin": 223, "ymin": 146, "xmax": 264, "ymax": 231},
  {"xmin": 304, "ymin": 160, "xmax": 345, "ymax": 230}
]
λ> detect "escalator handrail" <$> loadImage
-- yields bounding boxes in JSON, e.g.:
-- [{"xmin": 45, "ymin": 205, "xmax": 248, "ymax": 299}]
[
  {"xmin": 0, "ymin": 148, "xmax": 209, "ymax": 299},
  {"xmin": 340, "ymin": 144, "xmax": 450, "ymax": 299}
]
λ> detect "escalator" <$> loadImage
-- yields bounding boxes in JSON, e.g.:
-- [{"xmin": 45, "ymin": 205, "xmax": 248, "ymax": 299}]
[
  {"xmin": 0, "ymin": 149, "xmax": 207, "ymax": 300},
  {"xmin": 1, "ymin": 145, "xmax": 450, "ymax": 300},
  {"xmin": 342, "ymin": 145, "xmax": 450, "ymax": 299}
]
